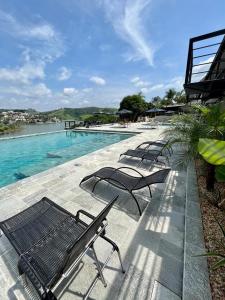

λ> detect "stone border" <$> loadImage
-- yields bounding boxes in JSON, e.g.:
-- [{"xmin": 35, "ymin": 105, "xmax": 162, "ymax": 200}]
[
  {"xmin": 183, "ymin": 161, "xmax": 212, "ymax": 300},
  {"xmin": 0, "ymin": 130, "xmax": 67, "ymax": 141},
  {"xmin": 73, "ymin": 128, "xmax": 141, "ymax": 134}
]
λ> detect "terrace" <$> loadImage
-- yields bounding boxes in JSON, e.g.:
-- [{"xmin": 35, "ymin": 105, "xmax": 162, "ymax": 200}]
[
  {"xmin": 0, "ymin": 124, "xmax": 210, "ymax": 300},
  {"xmin": 1, "ymin": 29, "xmax": 225, "ymax": 300}
]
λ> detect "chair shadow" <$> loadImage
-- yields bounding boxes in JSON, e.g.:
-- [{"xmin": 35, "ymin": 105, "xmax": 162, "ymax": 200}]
[{"xmin": 80, "ymin": 178, "xmax": 151, "ymax": 221}]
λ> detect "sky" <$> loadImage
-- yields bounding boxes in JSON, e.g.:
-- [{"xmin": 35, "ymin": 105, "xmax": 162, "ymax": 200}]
[{"xmin": 0, "ymin": 0, "xmax": 224, "ymax": 111}]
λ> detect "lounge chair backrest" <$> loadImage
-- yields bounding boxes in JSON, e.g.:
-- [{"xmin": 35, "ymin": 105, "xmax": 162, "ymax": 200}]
[
  {"xmin": 61, "ymin": 196, "xmax": 118, "ymax": 273},
  {"xmin": 146, "ymin": 168, "xmax": 170, "ymax": 184}
]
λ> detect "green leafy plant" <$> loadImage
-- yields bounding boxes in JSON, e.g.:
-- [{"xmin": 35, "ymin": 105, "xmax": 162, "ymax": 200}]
[
  {"xmin": 164, "ymin": 104, "xmax": 225, "ymax": 190},
  {"xmin": 164, "ymin": 113, "xmax": 208, "ymax": 165},
  {"xmin": 216, "ymin": 165, "xmax": 225, "ymax": 182},
  {"xmin": 198, "ymin": 138, "xmax": 225, "ymax": 165},
  {"xmin": 195, "ymin": 218, "xmax": 225, "ymax": 270},
  {"xmin": 198, "ymin": 138, "xmax": 225, "ymax": 190}
]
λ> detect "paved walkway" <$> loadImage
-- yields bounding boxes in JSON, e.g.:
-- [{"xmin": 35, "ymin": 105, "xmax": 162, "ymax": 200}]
[{"xmin": 0, "ymin": 124, "xmax": 186, "ymax": 300}]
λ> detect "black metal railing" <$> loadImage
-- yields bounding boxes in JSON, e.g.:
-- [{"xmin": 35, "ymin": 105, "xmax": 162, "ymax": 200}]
[{"xmin": 185, "ymin": 29, "xmax": 225, "ymax": 85}]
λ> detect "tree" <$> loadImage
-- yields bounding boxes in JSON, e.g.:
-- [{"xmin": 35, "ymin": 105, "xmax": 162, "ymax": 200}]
[
  {"xmin": 174, "ymin": 90, "xmax": 186, "ymax": 104},
  {"xmin": 120, "ymin": 93, "xmax": 148, "ymax": 121},
  {"xmin": 151, "ymin": 96, "xmax": 161, "ymax": 103},
  {"xmin": 165, "ymin": 88, "xmax": 177, "ymax": 101},
  {"xmin": 150, "ymin": 96, "xmax": 162, "ymax": 108},
  {"xmin": 161, "ymin": 88, "xmax": 177, "ymax": 106}
]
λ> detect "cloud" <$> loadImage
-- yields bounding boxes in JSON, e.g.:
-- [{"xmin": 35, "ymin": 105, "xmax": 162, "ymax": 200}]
[
  {"xmin": 82, "ymin": 88, "xmax": 93, "ymax": 93},
  {"xmin": 81, "ymin": 100, "xmax": 90, "ymax": 105},
  {"xmin": 140, "ymin": 83, "xmax": 163, "ymax": 94},
  {"xmin": 63, "ymin": 88, "xmax": 78, "ymax": 96},
  {"xmin": 135, "ymin": 80, "xmax": 150, "ymax": 87},
  {"xmin": 131, "ymin": 76, "xmax": 150, "ymax": 87},
  {"xmin": 0, "ymin": 9, "xmax": 65, "ymax": 63},
  {"xmin": 89, "ymin": 76, "xmax": 106, "ymax": 85},
  {"xmin": 2, "ymin": 83, "xmax": 52, "ymax": 98},
  {"xmin": 131, "ymin": 76, "xmax": 140, "ymax": 83},
  {"xmin": 0, "ymin": 81, "xmax": 136, "ymax": 110},
  {"xmin": 0, "ymin": 10, "xmax": 55, "ymax": 40},
  {"xmin": 99, "ymin": 0, "xmax": 154, "ymax": 65},
  {"xmin": 164, "ymin": 76, "xmax": 183, "ymax": 90},
  {"xmin": 191, "ymin": 57, "xmax": 214, "ymax": 82},
  {"xmin": 61, "ymin": 99, "xmax": 70, "ymax": 105},
  {"xmin": 0, "ymin": 62, "xmax": 45, "ymax": 84},
  {"xmin": 0, "ymin": 9, "xmax": 67, "ymax": 110},
  {"xmin": 58, "ymin": 67, "xmax": 72, "ymax": 81},
  {"xmin": 140, "ymin": 76, "xmax": 184, "ymax": 97}
]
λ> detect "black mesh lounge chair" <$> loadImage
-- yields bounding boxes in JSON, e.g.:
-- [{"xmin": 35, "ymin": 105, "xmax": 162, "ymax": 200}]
[
  {"xmin": 136, "ymin": 140, "xmax": 173, "ymax": 155},
  {"xmin": 119, "ymin": 148, "xmax": 169, "ymax": 167},
  {"xmin": 0, "ymin": 196, "xmax": 124, "ymax": 300},
  {"xmin": 80, "ymin": 167, "xmax": 170, "ymax": 216}
]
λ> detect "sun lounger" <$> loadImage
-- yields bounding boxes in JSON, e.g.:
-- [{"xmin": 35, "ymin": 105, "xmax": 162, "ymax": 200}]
[
  {"xmin": 0, "ymin": 196, "xmax": 124, "ymax": 300},
  {"xmin": 80, "ymin": 167, "xmax": 170, "ymax": 215},
  {"xmin": 136, "ymin": 140, "xmax": 173, "ymax": 155},
  {"xmin": 119, "ymin": 148, "xmax": 169, "ymax": 167}
]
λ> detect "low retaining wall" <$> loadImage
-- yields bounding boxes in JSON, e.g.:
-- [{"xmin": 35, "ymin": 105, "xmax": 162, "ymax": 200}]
[{"xmin": 183, "ymin": 161, "xmax": 212, "ymax": 299}]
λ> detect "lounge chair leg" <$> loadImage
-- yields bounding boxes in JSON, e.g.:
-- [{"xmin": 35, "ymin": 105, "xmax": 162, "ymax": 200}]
[
  {"xmin": 92, "ymin": 245, "xmax": 107, "ymax": 288},
  {"xmin": 130, "ymin": 192, "xmax": 142, "ymax": 216},
  {"xmin": 166, "ymin": 155, "xmax": 170, "ymax": 165},
  {"xmin": 92, "ymin": 178, "xmax": 102, "ymax": 193},
  {"xmin": 100, "ymin": 235, "xmax": 125, "ymax": 273},
  {"xmin": 149, "ymin": 186, "xmax": 152, "ymax": 198},
  {"xmin": 119, "ymin": 154, "xmax": 123, "ymax": 161},
  {"xmin": 117, "ymin": 249, "xmax": 125, "ymax": 273},
  {"xmin": 168, "ymin": 147, "xmax": 172, "ymax": 156}
]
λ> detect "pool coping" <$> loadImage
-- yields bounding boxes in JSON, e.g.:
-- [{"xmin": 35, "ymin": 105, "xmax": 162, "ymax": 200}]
[
  {"xmin": 72, "ymin": 128, "xmax": 141, "ymax": 135},
  {"xmin": 0, "ymin": 130, "xmax": 67, "ymax": 141}
]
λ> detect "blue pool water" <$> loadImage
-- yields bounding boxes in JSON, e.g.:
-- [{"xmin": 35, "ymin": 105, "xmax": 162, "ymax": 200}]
[{"xmin": 0, "ymin": 130, "xmax": 134, "ymax": 188}]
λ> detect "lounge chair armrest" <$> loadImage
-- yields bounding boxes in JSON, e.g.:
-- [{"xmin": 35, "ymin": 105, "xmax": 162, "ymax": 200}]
[
  {"xmin": 115, "ymin": 166, "xmax": 145, "ymax": 178},
  {"xmin": 136, "ymin": 142, "xmax": 150, "ymax": 149},
  {"xmin": 76, "ymin": 210, "xmax": 96, "ymax": 221},
  {"xmin": 76, "ymin": 210, "xmax": 108, "ymax": 231}
]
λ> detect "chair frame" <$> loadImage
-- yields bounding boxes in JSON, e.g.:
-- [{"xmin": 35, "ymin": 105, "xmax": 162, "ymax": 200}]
[
  {"xmin": 80, "ymin": 167, "xmax": 170, "ymax": 216},
  {"xmin": 136, "ymin": 140, "xmax": 173, "ymax": 155},
  {"xmin": 0, "ymin": 197, "xmax": 125, "ymax": 300},
  {"xmin": 119, "ymin": 147, "xmax": 169, "ymax": 168},
  {"xmin": 91, "ymin": 166, "xmax": 151, "ymax": 216}
]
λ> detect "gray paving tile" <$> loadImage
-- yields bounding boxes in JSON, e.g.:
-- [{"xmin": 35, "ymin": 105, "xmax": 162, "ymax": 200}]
[
  {"xmin": 158, "ymin": 253, "xmax": 183, "ymax": 296},
  {"xmin": 158, "ymin": 239, "xmax": 183, "ymax": 262},
  {"xmin": 186, "ymin": 200, "xmax": 201, "ymax": 220},
  {"xmin": 185, "ymin": 216, "xmax": 205, "ymax": 248},
  {"xmin": 183, "ymin": 253, "xmax": 211, "ymax": 300},
  {"xmin": 151, "ymin": 281, "xmax": 181, "ymax": 300}
]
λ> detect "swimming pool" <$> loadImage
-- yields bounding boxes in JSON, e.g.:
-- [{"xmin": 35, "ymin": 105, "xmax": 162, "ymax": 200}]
[{"xmin": 0, "ymin": 130, "xmax": 134, "ymax": 188}]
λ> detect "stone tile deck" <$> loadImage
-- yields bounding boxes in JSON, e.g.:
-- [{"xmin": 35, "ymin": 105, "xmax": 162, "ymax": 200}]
[{"xmin": 0, "ymin": 124, "xmax": 188, "ymax": 299}]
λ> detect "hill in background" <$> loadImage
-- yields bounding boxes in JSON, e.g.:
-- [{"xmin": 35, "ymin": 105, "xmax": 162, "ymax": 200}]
[
  {"xmin": 0, "ymin": 107, "xmax": 117, "ymax": 121},
  {"xmin": 41, "ymin": 107, "xmax": 117, "ymax": 120}
]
